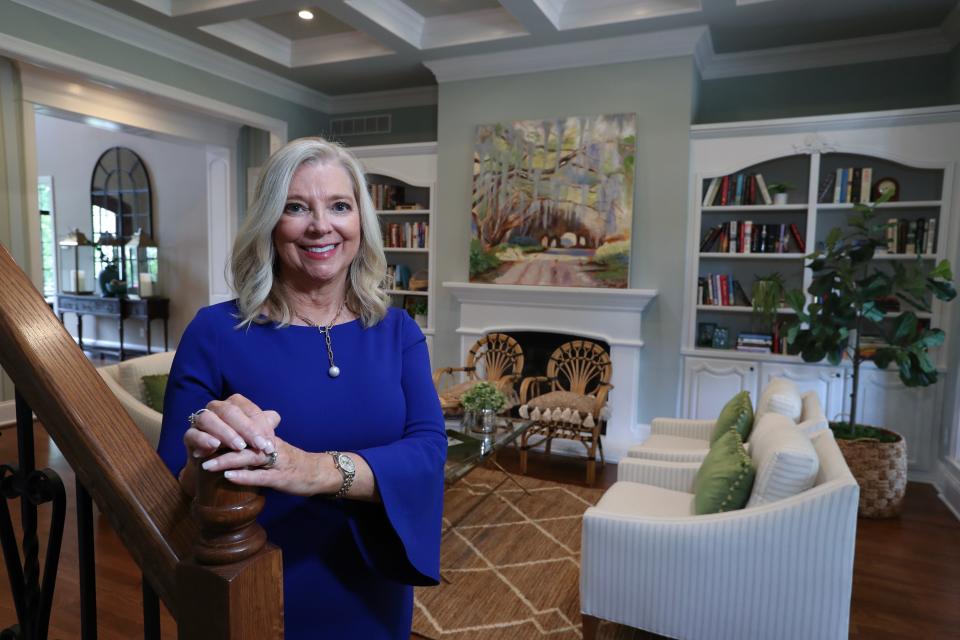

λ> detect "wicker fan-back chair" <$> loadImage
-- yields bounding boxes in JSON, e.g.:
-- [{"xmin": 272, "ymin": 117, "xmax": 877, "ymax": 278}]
[
  {"xmin": 433, "ymin": 333, "xmax": 524, "ymax": 416},
  {"xmin": 519, "ymin": 340, "xmax": 613, "ymax": 485}
]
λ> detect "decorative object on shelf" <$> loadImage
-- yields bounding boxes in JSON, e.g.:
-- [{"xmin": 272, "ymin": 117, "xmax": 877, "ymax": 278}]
[
  {"xmin": 783, "ymin": 192, "xmax": 957, "ymax": 517},
  {"xmin": 711, "ymin": 326, "xmax": 730, "ymax": 349},
  {"xmin": 408, "ymin": 269, "xmax": 428, "ymax": 291},
  {"xmin": 95, "ymin": 232, "xmax": 126, "ymax": 297},
  {"xmin": 871, "ymin": 176, "xmax": 899, "ymax": 202},
  {"xmin": 750, "ymin": 272, "xmax": 787, "ymax": 328},
  {"xmin": 461, "ymin": 382, "xmax": 508, "ymax": 433},
  {"xmin": 696, "ymin": 322, "xmax": 717, "ymax": 347},
  {"xmin": 124, "ymin": 229, "xmax": 160, "ymax": 298},
  {"xmin": 407, "ymin": 299, "xmax": 428, "ymax": 328},
  {"xmin": 470, "ymin": 113, "xmax": 635, "ymax": 288},
  {"xmin": 766, "ymin": 182, "xmax": 794, "ymax": 205},
  {"xmin": 58, "ymin": 228, "xmax": 95, "ymax": 294}
]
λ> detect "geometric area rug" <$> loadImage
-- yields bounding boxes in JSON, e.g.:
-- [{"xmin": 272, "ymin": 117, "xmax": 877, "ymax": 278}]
[{"xmin": 412, "ymin": 467, "xmax": 656, "ymax": 640}]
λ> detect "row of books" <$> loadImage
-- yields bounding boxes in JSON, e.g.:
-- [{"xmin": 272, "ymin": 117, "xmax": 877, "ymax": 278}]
[
  {"xmin": 697, "ymin": 274, "xmax": 752, "ymax": 307},
  {"xmin": 702, "ymin": 173, "xmax": 774, "ymax": 207},
  {"xmin": 822, "ymin": 167, "xmax": 872, "ymax": 204},
  {"xmin": 383, "ymin": 222, "xmax": 429, "ymax": 248},
  {"xmin": 700, "ymin": 221, "xmax": 806, "ymax": 254},
  {"xmin": 736, "ymin": 333, "xmax": 773, "ymax": 353},
  {"xmin": 884, "ymin": 218, "xmax": 936, "ymax": 255},
  {"xmin": 368, "ymin": 184, "xmax": 407, "ymax": 210}
]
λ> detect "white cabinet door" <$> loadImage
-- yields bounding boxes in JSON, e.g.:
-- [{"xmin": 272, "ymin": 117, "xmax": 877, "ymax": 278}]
[
  {"xmin": 848, "ymin": 369, "xmax": 937, "ymax": 470},
  {"xmin": 759, "ymin": 362, "xmax": 846, "ymax": 421},
  {"xmin": 683, "ymin": 357, "xmax": 759, "ymax": 419}
]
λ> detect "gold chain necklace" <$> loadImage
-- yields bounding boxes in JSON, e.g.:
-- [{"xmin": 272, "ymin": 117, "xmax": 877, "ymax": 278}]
[{"xmin": 297, "ymin": 298, "xmax": 346, "ymax": 378}]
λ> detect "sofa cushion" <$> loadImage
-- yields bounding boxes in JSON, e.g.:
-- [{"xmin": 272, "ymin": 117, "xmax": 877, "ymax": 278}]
[
  {"xmin": 747, "ymin": 413, "xmax": 819, "ymax": 508},
  {"xmin": 141, "ymin": 374, "xmax": 168, "ymax": 413},
  {"xmin": 709, "ymin": 391, "xmax": 754, "ymax": 445},
  {"xmin": 693, "ymin": 430, "xmax": 756, "ymax": 515},
  {"xmin": 755, "ymin": 377, "xmax": 803, "ymax": 422},
  {"xmin": 594, "ymin": 481, "xmax": 695, "ymax": 518},
  {"xmin": 627, "ymin": 435, "xmax": 710, "ymax": 462}
]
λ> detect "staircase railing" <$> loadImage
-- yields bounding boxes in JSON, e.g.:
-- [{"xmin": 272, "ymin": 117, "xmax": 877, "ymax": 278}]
[{"xmin": 0, "ymin": 245, "xmax": 283, "ymax": 638}]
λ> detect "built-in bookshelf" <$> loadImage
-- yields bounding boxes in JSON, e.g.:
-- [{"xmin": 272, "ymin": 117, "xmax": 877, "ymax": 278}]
[
  {"xmin": 351, "ymin": 143, "xmax": 437, "ymax": 352},
  {"xmin": 682, "ymin": 114, "xmax": 959, "ymax": 473}
]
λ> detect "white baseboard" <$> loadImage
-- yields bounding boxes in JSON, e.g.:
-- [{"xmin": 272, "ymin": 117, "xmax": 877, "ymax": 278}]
[
  {"xmin": 0, "ymin": 400, "xmax": 14, "ymax": 426},
  {"xmin": 935, "ymin": 459, "xmax": 960, "ymax": 522}
]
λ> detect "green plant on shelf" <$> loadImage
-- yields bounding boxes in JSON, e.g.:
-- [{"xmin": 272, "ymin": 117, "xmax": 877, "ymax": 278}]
[
  {"xmin": 461, "ymin": 382, "xmax": 507, "ymax": 412},
  {"xmin": 751, "ymin": 272, "xmax": 787, "ymax": 328},
  {"xmin": 766, "ymin": 182, "xmax": 795, "ymax": 195}
]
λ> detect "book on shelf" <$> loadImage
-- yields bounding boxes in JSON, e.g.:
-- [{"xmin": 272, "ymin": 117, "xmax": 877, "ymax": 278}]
[
  {"xmin": 698, "ymin": 274, "xmax": 751, "ymax": 307},
  {"xmin": 369, "ymin": 183, "xmax": 407, "ymax": 210},
  {"xmin": 383, "ymin": 221, "xmax": 429, "ymax": 248},
  {"xmin": 701, "ymin": 221, "xmax": 803, "ymax": 253},
  {"xmin": 881, "ymin": 217, "xmax": 936, "ymax": 255},
  {"xmin": 830, "ymin": 166, "xmax": 873, "ymax": 203},
  {"xmin": 788, "ymin": 223, "xmax": 805, "ymax": 252},
  {"xmin": 704, "ymin": 172, "xmax": 780, "ymax": 207},
  {"xmin": 737, "ymin": 332, "xmax": 772, "ymax": 353},
  {"xmin": 817, "ymin": 171, "xmax": 836, "ymax": 203}
]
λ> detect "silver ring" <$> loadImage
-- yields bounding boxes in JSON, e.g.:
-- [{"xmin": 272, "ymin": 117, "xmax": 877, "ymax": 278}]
[
  {"xmin": 262, "ymin": 451, "xmax": 279, "ymax": 469},
  {"xmin": 188, "ymin": 408, "xmax": 209, "ymax": 427}
]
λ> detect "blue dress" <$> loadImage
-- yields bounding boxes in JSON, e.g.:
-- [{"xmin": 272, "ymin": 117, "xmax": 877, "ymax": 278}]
[{"xmin": 157, "ymin": 302, "xmax": 446, "ymax": 639}]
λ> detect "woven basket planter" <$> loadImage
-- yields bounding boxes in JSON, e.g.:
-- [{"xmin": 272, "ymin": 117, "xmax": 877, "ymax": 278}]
[{"xmin": 835, "ymin": 428, "xmax": 907, "ymax": 518}]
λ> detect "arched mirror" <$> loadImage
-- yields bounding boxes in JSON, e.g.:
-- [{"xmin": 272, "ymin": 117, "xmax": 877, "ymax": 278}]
[{"xmin": 90, "ymin": 146, "xmax": 152, "ymax": 243}]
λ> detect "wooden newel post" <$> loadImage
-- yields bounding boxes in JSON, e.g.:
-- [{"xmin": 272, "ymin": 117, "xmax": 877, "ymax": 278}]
[{"xmin": 175, "ymin": 462, "xmax": 284, "ymax": 639}]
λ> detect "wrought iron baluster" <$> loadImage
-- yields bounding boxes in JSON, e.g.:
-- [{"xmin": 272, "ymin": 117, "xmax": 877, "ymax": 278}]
[
  {"xmin": 0, "ymin": 392, "xmax": 66, "ymax": 640},
  {"xmin": 76, "ymin": 484, "xmax": 96, "ymax": 640},
  {"xmin": 142, "ymin": 578, "xmax": 160, "ymax": 640}
]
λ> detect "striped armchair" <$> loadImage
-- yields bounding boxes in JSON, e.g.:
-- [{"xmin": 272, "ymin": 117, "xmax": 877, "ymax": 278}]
[{"xmin": 580, "ymin": 429, "xmax": 859, "ymax": 640}]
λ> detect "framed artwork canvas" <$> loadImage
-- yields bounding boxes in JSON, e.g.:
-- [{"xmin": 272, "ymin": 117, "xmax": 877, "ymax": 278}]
[{"xmin": 470, "ymin": 113, "xmax": 636, "ymax": 288}]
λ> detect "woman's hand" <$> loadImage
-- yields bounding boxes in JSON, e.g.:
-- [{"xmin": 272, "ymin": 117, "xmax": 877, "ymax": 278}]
[{"xmin": 183, "ymin": 393, "xmax": 280, "ymax": 460}]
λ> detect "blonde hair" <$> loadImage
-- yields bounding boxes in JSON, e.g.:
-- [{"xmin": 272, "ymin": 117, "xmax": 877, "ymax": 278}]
[{"xmin": 230, "ymin": 137, "xmax": 388, "ymax": 328}]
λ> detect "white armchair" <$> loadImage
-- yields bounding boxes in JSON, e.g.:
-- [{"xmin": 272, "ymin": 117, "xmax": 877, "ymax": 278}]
[
  {"xmin": 627, "ymin": 380, "xmax": 828, "ymax": 464},
  {"xmin": 580, "ymin": 430, "xmax": 859, "ymax": 640},
  {"xmin": 98, "ymin": 351, "xmax": 175, "ymax": 448}
]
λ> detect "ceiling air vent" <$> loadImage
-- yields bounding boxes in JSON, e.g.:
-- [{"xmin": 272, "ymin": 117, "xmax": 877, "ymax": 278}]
[{"xmin": 330, "ymin": 114, "xmax": 392, "ymax": 136}]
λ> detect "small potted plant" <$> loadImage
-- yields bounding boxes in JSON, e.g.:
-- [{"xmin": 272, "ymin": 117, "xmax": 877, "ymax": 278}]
[
  {"xmin": 461, "ymin": 382, "xmax": 507, "ymax": 433},
  {"xmin": 767, "ymin": 182, "xmax": 795, "ymax": 205},
  {"xmin": 410, "ymin": 300, "xmax": 428, "ymax": 328}
]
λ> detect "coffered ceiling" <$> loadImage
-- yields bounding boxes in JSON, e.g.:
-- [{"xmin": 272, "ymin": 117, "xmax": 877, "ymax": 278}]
[{"xmin": 21, "ymin": 0, "xmax": 960, "ymax": 106}]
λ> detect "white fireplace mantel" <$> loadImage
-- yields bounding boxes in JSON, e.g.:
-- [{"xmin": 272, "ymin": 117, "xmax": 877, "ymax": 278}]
[{"xmin": 443, "ymin": 281, "xmax": 659, "ymax": 460}]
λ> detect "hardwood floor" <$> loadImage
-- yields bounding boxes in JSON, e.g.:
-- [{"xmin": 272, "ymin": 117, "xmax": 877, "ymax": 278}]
[{"xmin": 0, "ymin": 423, "xmax": 956, "ymax": 638}]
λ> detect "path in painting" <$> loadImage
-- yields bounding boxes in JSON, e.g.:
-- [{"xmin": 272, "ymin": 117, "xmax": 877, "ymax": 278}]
[{"xmin": 494, "ymin": 249, "xmax": 597, "ymax": 286}]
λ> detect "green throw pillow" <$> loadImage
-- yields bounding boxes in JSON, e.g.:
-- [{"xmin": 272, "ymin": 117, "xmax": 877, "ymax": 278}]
[
  {"xmin": 141, "ymin": 374, "xmax": 168, "ymax": 413},
  {"xmin": 693, "ymin": 429, "xmax": 756, "ymax": 515},
  {"xmin": 709, "ymin": 390, "xmax": 754, "ymax": 445}
]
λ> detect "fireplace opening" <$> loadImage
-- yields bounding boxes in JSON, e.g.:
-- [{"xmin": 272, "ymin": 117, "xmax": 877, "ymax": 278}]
[{"xmin": 499, "ymin": 331, "xmax": 610, "ymax": 383}]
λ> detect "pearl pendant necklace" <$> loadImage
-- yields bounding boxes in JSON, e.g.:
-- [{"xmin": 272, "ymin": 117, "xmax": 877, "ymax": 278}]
[{"xmin": 297, "ymin": 298, "xmax": 346, "ymax": 378}]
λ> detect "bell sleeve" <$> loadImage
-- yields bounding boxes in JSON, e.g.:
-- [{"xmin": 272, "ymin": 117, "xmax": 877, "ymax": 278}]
[
  {"xmin": 348, "ymin": 313, "xmax": 447, "ymax": 586},
  {"xmin": 156, "ymin": 307, "xmax": 223, "ymax": 477}
]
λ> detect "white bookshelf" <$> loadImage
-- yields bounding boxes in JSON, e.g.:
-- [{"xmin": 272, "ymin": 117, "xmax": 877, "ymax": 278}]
[
  {"xmin": 682, "ymin": 112, "xmax": 960, "ymax": 473},
  {"xmin": 350, "ymin": 143, "xmax": 437, "ymax": 353}
]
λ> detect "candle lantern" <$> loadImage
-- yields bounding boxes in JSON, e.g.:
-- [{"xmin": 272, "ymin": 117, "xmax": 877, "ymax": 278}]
[
  {"xmin": 125, "ymin": 229, "xmax": 160, "ymax": 298},
  {"xmin": 58, "ymin": 228, "xmax": 95, "ymax": 294}
]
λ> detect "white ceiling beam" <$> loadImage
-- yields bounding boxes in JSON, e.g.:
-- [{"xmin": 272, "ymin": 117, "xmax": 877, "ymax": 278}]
[
  {"xmin": 421, "ymin": 9, "xmax": 528, "ymax": 50},
  {"xmin": 557, "ymin": 0, "xmax": 703, "ymax": 31},
  {"xmin": 498, "ymin": 0, "xmax": 563, "ymax": 35},
  {"xmin": 313, "ymin": 0, "xmax": 422, "ymax": 54},
  {"xmin": 292, "ymin": 32, "xmax": 395, "ymax": 66},
  {"xmin": 340, "ymin": 0, "xmax": 424, "ymax": 48},
  {"xmin": 172, "ymin": 0, "xmax": 310, "ymax": 26},
  {"xmin": 198, "ymin": 19, "xmax": 292, "ymax": 66}
]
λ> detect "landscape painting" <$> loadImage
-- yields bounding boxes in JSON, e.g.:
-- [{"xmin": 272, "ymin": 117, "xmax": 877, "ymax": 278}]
[{"xmin": 470, "ymin": 113, "xmax": 635, "ymax": 288}]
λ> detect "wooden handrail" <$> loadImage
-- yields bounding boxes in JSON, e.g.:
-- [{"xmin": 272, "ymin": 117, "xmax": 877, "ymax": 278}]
[{"xmin": 0, "ymin": 246, "xmax": 282, "ymax": 637}]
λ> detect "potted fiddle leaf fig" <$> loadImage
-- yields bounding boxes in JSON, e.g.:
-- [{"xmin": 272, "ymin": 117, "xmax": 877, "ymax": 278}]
[
  {"xmin": 461, "ymin": 382, "xmax": 507, "ymax": 434},
  {"xmin": 783, "ymin": 191, "xmax": 956, "ymax": 517}
]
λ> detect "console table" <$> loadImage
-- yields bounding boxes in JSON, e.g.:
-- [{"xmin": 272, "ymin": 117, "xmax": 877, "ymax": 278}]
[{"xmin": 57, "ymin": 294, "xmax": 169, "ymax": 360}]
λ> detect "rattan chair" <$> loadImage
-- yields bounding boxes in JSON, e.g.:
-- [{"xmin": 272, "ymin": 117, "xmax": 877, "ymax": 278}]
[
  {"xmin": 433, "ymin": 333, "xmax": 524, "ymax": 417},
  {"xmin": 518, "ymin": 340, "xmax": 612, "ymax": 485}
]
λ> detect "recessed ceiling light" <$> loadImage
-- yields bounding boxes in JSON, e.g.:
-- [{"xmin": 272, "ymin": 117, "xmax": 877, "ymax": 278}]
[{"xmin": 298, "ymin": 9, "xmax": 314, "ymax": 20}]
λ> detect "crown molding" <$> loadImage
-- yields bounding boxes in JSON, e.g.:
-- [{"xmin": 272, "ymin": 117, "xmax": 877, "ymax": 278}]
[
  {"xmin": 0, "ymin": 33, "xmax": 288, "ymax": 140},
  {"xmin": 11, "ymin": 0, "xmax": 332, "ymax": 112},
  {"xmin": 326, "ymin": 85, "xmax": 438, "ymax": 114},
  {"xmin": 700, "ymin": 28, "xmax": 953, "ymax": 80},
  {"xmin": 425, "ymin": 26, "xmax": 709, "ymax": 83}
]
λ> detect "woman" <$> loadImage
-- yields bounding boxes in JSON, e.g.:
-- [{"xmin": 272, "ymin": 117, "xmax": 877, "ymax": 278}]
[{"xmin": 157, "ymin": 137, "xmax": 446, "ymax": 639}]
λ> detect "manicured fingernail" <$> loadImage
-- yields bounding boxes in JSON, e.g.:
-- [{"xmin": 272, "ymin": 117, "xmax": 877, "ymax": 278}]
[
  {"xmin": 232, "ymin": 438, "xmax": 246, "ymax": 450},
  {"xmin": 201, "ymin": 459, "xmax": 217, "ymax": 470},
  {"xmin": 223, "ymin": 471, "xmax": 236, "ymax": 479},
  {"xmin": 209, "ymin": 438, "xmax": 221, "ymax": 449},
  {"xmin": 254, "ymin": 436, "xmax": 268, "ymax": 451}
]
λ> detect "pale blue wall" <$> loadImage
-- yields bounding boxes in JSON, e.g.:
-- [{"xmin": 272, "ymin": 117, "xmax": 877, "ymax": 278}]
[
  {"xmin": 697, "ymin": 54, "xmax": 952, "ymax": 123},
  {"xmin": 325, "ymin": 104, "xmax": 437, "ymax": 146},
  {"xmin": 434, "ymin": 57, "xmax": 695, "ymax": 424}
]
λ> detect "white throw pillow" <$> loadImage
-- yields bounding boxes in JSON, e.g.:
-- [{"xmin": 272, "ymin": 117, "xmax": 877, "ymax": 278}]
[
  {"xmin": 796, "ymin": 392, "xmax": 829, "ymax": 436},
  {"xmin": 746, "ymin": 412, "xmax": 819, "ymax": 508},
  {"xmin": 754, "ymin": 377, "xmax": 803, "ymax": 422}
]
